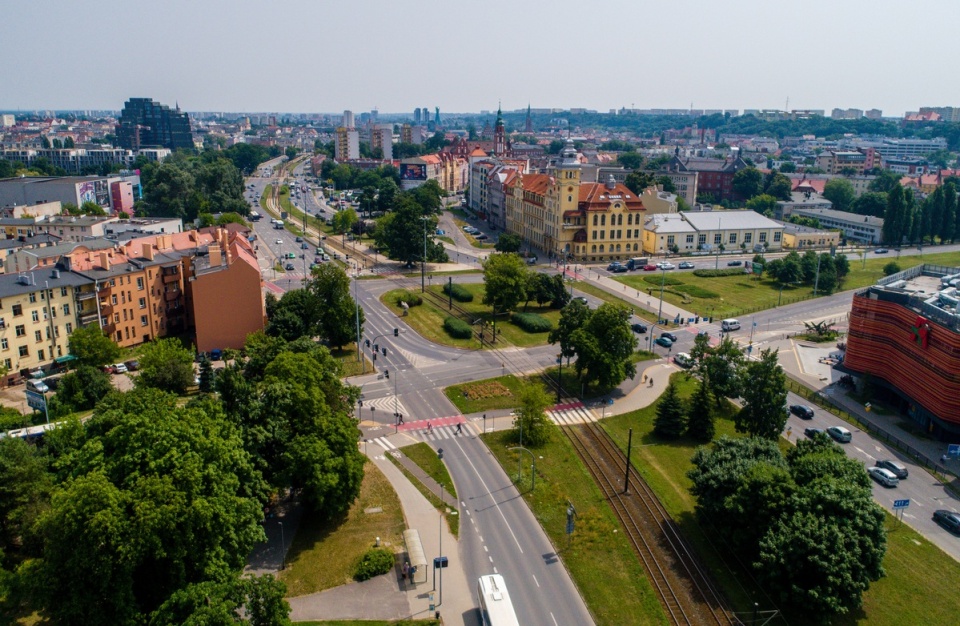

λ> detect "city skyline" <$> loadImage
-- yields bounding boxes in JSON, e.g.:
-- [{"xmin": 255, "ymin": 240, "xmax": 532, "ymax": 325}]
[{"xmin": 2, "ymin": 0, "xmax": 959, "ymax": 116}]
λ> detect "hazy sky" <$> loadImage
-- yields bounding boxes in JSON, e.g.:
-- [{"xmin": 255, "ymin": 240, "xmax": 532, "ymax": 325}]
[{"xmin": 2, "ymin": 0, "xmax": 958, "ymax": 116}]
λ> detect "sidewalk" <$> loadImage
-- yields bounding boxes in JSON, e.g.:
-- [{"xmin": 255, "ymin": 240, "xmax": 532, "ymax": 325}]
[{"xmin": 287, "ymin": 446, "xmax": 473, "ymax": 624}]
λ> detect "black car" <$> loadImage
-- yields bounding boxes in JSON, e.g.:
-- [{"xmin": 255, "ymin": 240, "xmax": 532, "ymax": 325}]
[
  {"xmin": 727, "ymin": 260, "xmax": 743, "ymax": 267},
  {"xmin": 661, "ymin": 331, "xmax": 679, "ymax": 342},
  {"xmin": 933, "ymin": 510, "xmax": 960, "ymax": 535},
  {"xmin": 789, "ymin": 404, "xmax": 815, "ymax": 419},
  {"xmin": 874, "ymin": 248, "xmax": 889, "ymax": 254},
  {"xmin": 573, "ymin": 296, "xmax": 588, "ymax": 305},
  {"xmin": 631, "ymin": 323, "xmax": 648, "ymax": 334},
  {"xmin": 804, "ymin": 427, "xmax": 825, "ymax": 439},
  {"xmin": 611, "ymin": 265, "xmax": 628, "ymax": 273},
  {"xmin": 607, "ymin": 262, "xmax": 624, "ymax": 271},
  {"xmin": 285, "ymin": 263, "xmax": 295, "ymax": 270}
]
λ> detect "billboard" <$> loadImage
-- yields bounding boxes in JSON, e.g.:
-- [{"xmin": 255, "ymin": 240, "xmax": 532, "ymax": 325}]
[{"xmin": 401, "ymin": 163, "xmax": 427, "ymax": 181}]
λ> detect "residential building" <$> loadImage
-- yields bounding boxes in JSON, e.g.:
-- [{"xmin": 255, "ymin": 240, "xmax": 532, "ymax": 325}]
[
  {"xmin": 874, "ymin": 138, "xmax": 947, "ymax": 161},
  {"xmin": 778, "ymin": 222, "xmax": 841, "ymax": 250},
  {"xmin": 656, "ymin": 168, "xmax": 698, "ymax": 205},
  {"xmin": 32, "ymin": 215, "xmax": 119, "ymax": 243},
  {"xmin": 789, "ymin": 207, "xmax": 883, "ymax": 244},
  {"xmin": 831, "ymin": 108, "xmax": 863, "ymax": 120},
  {"xmin": 845, "ymin": 265, "xmax": 960, "ymax": 439},
  {"xmin": 370, "ymin": 124, "xmax": 393, "ymax": 160},
  {"xmin": 342, "ymin": 110, "xmax": 355, "ymax": 128},
  {"xmin": 669, "ymin": 210, "xmax": 783, "ymax": 255},
  {"xmin": 0, "ymin": 175, "xmax": 118, "ymax": 212},
  {"xmin": 664, "ymin": 154, "xmax": 749, "ymax": 202},
  {"xmin": 0, "ymin": 268, "xmax": 92, "ymax": 384},
  {"xmin": 335, "ymin": 127, "xmax": 360, "ymax": 160},
  {"xmin": 919, "ymin": 107, "xmax": 960, "ymax": 123},
  {"xmin": 0, "ymin": 115, "xmax": 14, "ymax": 128},
  {"xmin": 103, "ymin": 217, "xmax": 183, "ymax": 237},
  {"xmin": 815, "ymin": 150, "xmax": 869, "ymax": 175},
  {"xmin": 116, "ymin": 97, "xmax": 193, "ymax": 150},
  {"xmin": 0, "ymin": 200, "xmax": 62, "ymax": 220},
  {"xmin": 775, "ymin": 190, "xmax": 833, "ymax": 220}
]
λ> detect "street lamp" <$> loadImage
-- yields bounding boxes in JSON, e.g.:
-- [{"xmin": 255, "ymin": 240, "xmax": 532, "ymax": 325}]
[
  {"xmin": 509, "ymin": 446, "xmax": 536, "ymax": 492},
  {"xmin": 279, "ymin": 521, "xmax": 285, "ymax": 570},
  {"xmin": 421, "ymin": 216, "xmax": 430, "ymax": 293}
]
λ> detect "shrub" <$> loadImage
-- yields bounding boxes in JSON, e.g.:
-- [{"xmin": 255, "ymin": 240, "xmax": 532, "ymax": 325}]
[
  {"xmin": 393, "ymin": 290, "xmax": 422, "ymax": 307},
  {"xmin": 443, "ymin": 316, "xmax": 473, "ymax": 339},
  {"xmin": 510, "ymin": 312, "xmax": 553, "ymax": 333},
  {"xmin": 673, "ymin": 284, "xmax": 720, "ymax": 299},
  {"xmin": 642, "ymin": 276, "xmax": 683, "ymax": 286},
  {"xmin": 442, "ymin": 282, "xmax": 474, "ymax": 302},
  {"xmin": 883, "ymin": 261, "xmax": 901, "ymax": 276},
  {"xmin": 354, "ymin": 548, "xmax": 395, "ymax": 581},
  {"xmin": 692, "ymin": 268, "xmax": 747, "ymax": 278}
]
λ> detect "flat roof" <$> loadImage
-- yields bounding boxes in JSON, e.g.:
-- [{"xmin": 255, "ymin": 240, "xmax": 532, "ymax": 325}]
[
  {"xmin": 792, "ymin": 207, "xmax": 883, "ymax": 227},
  {"xmin": 682, "ymin": 209, "xmax": 782, "ymax": 231}
]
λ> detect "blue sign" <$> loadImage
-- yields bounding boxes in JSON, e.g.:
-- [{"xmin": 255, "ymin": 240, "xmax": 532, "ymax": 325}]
[
  {"xmin": 948, "ymin": 444, "xmax": 960, "ymax": 456},
  {"xmin": 25, "ymin": 390, "xmax": 46, "ymax": 412},
  {"xmin": 893, "ymin": 499, "xmax": 910, "ymax": 509}
]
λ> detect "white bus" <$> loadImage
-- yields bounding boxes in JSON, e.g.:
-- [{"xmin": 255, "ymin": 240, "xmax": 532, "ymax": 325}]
[{"xmin": 477, "ymin": 574, "xmax": 520, "ymax": 626}]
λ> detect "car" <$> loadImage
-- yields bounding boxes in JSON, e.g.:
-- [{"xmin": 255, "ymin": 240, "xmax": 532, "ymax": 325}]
[
  {"xmin": 661, "ymin": 331, "xmax": 679, "ymax": 342},
  {"xmin": 874, "ymin": 248, "xmax": 889, "ymax": 254},
  {"xmin": 678, "ymin": 261, "xmax": 695, "ymax": 269},
  {"xmin": 697, "ymin": 329, "xmax": 711, "ymax": 337},
  {"xmin": 301, "ymin": 243, "xmax": 309, "ymax": 249},
  {"xmin": 607, "ymin": 262, "xmax": 624, "ymax": 271},
  {"xmin": 826, "ymin": 425, "xmax": 852, "ymax": 443},
  {"xmin": 124, "ymin": 360, "xmax": 139, "ymax": 372},
  {"xmin": 573, "ymin": 296, "xmax": 589, "ymax": 305},
  {"xmin": 275, "ymin": 239, "xmax": 283, "ymax": 245},
  {"xmin": 210, "ymin": 349, "xmax": 222, "ymax": 361},
  {"xmin": 867, "ymin": 467, "xmax": 899, "ymax": 488},
  {"xmin": 655, "ymin": 336, "xmax": 674, "ymax": 348},
  {"xmin": 789, "ymin": 404, "xmax": 815, "ymax": 419},
  {"xmin": 295, "ymin": 236, "xmax": 302, "ymax": 242},
  {"xmin": 26, "ymin": 379, "xmax": 49, "ymax": 393},
  {"xmin": 933, "ymin": 509, "xmax": 960, "ymax": 534},
  {"xmin": 102, "ymin": 364, "xmax": 116, "ymax": 374},
  {"xmin": 113, "ymin": 363, "xmax": 128, "ymax": 374},
  {"xmin": 285, "ymin": 263, "xmax": 295, "ymax": 270},
  {"xmin": 657, "ymin": 262, "xmax": 676, "ymax": 270},
  {"xmin": 643, "ymin": 264, "xmax": 658, "ymax": 271},
  {"xmin": 611, "ymin": 265, "xmax": 628, "ymax": 273},
  {"xmin": 674, "ymin": 352, "xmax": 694, "ymax": 368},
  {"xmin": 727, "ymin": 260, "xmax": 743, "ymax": 267},
  {"xmin": 876, "ymin": 459, "xmax": 908, "ymax": 479},
  {"xmin": 435, "ymin": 228, "xmax": 446, "ymax": 236},
  {"xmin": 804, "ymin": 427, "xmax": 825, "ymax": 439},
  {"xmin": 475, "ymin": 233, "xmax": 488, "ymax": 240},
  {"xmin": 630, "ymin": 323, "xmax": 648, "ymax": 334}
]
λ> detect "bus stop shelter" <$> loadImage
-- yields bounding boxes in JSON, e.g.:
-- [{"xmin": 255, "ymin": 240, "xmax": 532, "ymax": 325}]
[{"xmin": 402, "ymin": 529, "xmax": 427, "ymax": 585}]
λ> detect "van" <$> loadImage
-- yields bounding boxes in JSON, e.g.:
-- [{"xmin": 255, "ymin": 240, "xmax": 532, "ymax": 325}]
[
  {"xmin": 721, "ymin": 319, "xmax": 741, "ymax": 331},
  {"xmin": 26, "ymin": 379, "xmax": 49, "ymax": 394}
]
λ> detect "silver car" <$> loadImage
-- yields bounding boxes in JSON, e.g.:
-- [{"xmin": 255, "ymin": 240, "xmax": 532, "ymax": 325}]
[{"xmin": 867, "ymin": 466, "xmax": 899, "ymax": 488}]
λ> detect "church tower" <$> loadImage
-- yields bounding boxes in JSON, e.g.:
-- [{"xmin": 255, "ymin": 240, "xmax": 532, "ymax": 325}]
[
  {"xmin": 493, "ymin": 104, "xmax": 506, "ymax": 156},
  {"xmin": 524, "ymin": 104, "xmax": 532, "ymax": 133}
]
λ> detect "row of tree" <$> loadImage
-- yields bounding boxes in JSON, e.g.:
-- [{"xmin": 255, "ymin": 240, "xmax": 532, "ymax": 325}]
[
  {"xmin": 760, "ymin": 250, "xmax": 851, "ymax": 295},
  {"xmin": 882, "ymin": 182, "xmax": 960, "ymax": 245},
  {"xmin": 136, "ymin": 150, "xmax": 251, "ymax": 221}
]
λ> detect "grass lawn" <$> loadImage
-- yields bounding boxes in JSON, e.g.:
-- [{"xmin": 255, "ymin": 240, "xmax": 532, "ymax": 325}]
[
  {"xmin": 444, "ymin": 375, "xmax": 528, "ymax": 413},
  {"xmin": 381, "ymin": 284, "xmax": 561, "ymax": 350},
  {"xmin": 387, "ymin": 442, "xmax": 460, "ymax": 537},
  {"xmin": 571, "ymin": 281, "xmax": 660, "ymax": 324},
  {"xmin": 332, "ymin": 346, "xmax": 371, "ymax": 379},
  {"xmin": 610, "ymin": 251, "xmax": 960, "ymax": 318},
  {"xmin": 281, "ymin": 462, "xmax": 405, "ymax": 596},
  {"xmin": 482, "ymin": 429, "xmax": 668, "ymax": 626}
]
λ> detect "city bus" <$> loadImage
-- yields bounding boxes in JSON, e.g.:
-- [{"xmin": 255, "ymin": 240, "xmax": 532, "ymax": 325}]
[{"xmin": 477, "ymin": 574, "xmax": 520, "ymax": 626}]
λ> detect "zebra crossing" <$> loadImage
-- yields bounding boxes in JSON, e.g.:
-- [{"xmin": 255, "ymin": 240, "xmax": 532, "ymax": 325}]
[
  {"xmin": 548, "ymin": 402, "xmax": 598, "ymax": 426},
  {"xmin": 416, "ymin": 424, "xmax": 468, "ymax": 442},
  {"xmin": 365, "ymin": 435, "xmax": 400, "ymax": 460}
]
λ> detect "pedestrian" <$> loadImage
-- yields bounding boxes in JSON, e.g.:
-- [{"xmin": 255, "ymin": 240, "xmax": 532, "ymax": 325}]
[
  {"xmin": 642, "ymin": 374, "xmax": 647, "ymax": 383},
  {"xmin": 649, "ymin": 377, "xmax": 654, "ymax": 387},
  {"xmin": 942, "ymin": 454, "xmax": 949, "ymax": 463},
  {"xmin": 456, "ymin": 423, "xmax": 463, "ymax": 435},
  {"xmin": 427, "ymin": 421, "xmax": 432, "ymax": 432},
  {"xmin": 402, "ymin": 561, "xmax": 409, "ymax": 580}
]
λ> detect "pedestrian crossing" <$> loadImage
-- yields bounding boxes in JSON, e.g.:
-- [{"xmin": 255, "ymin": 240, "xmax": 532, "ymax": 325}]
[
  {"xmin": 363, "ymin": 396, "xmax": 408, "ymax": 418},
  {"xmin": 364, "ymin": 435, "xmax": 401, "ymax": 460},
  {"xmin": 548, "ymin": 402, "xmax": 598, "ymax": 425},
  {"xmin": 416, "ymin": 424, "xmax": 469, "ymax": 442}
]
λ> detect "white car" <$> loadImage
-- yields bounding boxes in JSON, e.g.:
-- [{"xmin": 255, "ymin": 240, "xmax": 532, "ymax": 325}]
[
  {"xmin": 113, "ymin": 363, "xmax": 128, "ymax": 374},
  {"xmin": 867, "ymin": 466, "xmax": 899, "ymax": 488},
  {"xmin": 276, "ymin": 239, "xmax": 283, "ymax": 245},
  {"xmin": 657, "ymin": 262, "xmax": 676, "ymax": 270}
]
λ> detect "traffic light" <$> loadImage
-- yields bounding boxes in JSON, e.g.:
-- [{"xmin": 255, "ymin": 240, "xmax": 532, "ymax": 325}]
[
  {"xmin": 373, "ymin": 344, "xmax": 379, "ymax": 353},
  {"xmin": 394, "ymin": 328, "xmax": 399, "ymax": 337},
  {"xmin": 437, "ymin": 448, "xmax": 444, "ymax": 460},
  {"xmin": 382, "ymin": 348, "xmax": 388, "ymax": 357},
  {"xmin": 384, "ymin": 369, "xmax": 389, "ymax": 379}
]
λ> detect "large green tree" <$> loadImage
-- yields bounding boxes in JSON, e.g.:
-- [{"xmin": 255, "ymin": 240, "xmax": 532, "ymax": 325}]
[
  {"xmin": 307, "ymin": 264, "xmax": 364, "ymax": 350},
  {"xmin": 512, "ymin": 383, "xmax": 554, "ymax": 447},
  {"xmin": 548, "ymin": 299, "xmax": 590, "ymax": 366},
  {"xmin": 136, "ymin": 338, "xmax": 195, "ymax": 394},
  {"xmin": 570, "ymin": 303, "xmax": 636, "ymax": 389},
  {"xmin": 48, "ymin": 365, "xmax": 113, "ymax": 416},
  {"xmin": 696, "ymin": 337, "xmax": 744, "ymax": 406},
  {"xmin": 734, "ymin": 348, "xmax": 787, "ymax": 439},
  {"xmin": 373, "ymin": 195, "xmax": 445, "ymax": 266},
  {"xmin": 685, "ymin": 374, "xmax": 715, "ymax": 442},
  {"xmin": 732, "ymin": 167, "xmax": 763, "ymax": 200},
  {"xmin": 882, "ymin": 184, "xmax": 908, "ymax": 245},
  {"xmin": 822, "ymin": 178, "xmax": 856, "ymax": 212},
  {"xmin": 482, "ymin": 253, "xmax": 529, "ymax": 314},
  {"xmin": 68, "ymin": 324, "xmax": 121, "ymax": 367},
  {"xmin": 653, "ymin": 381, "xmax": 685, "ymax": 438},
  {"xmin": 494, "ymin": 232, "xmax": 522, "ymax": 253},
  {"xmin": 149, "ymin": 573, "xmax": 291, "ymax": 626}
]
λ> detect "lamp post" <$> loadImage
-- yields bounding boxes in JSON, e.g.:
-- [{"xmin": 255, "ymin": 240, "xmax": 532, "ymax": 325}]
[
  {"xmin": 509, "ymin": 446, "xmax": 536, "ymax": 492},
  {"xmin": 355, "ymin": 270, "xmax": 362, "ymax": 369},
  {"xmin": 421, "ymin": 216, "xmax": 430, "ymax": 293},
  {"xmin": 279, "ymin": 521, "xmax": 285, "ymax": 570}
]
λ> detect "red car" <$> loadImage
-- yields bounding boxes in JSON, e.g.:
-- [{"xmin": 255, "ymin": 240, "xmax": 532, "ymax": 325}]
[{"xmin": 643, "ymin": 264, "xmax": 658, "ymax": 271}]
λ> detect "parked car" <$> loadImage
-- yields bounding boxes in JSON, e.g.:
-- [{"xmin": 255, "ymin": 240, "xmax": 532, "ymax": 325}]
[
  {"xmin": 102, "ymin": 364, "xmax": 116, "ymax": 374},
  {"xmin": 876, "ymin": 459, "xmax": 908, "ymax": 479},
  {"xmin": 607, "ymin": 262, "xmax": 623, "ymax": 271},
  {"xmin": 674, "ymin": 352, "xmax": 694, "ymax": 368},
  {"xmin": 933, "ymin": 509, "xmax": 960, "ymax": 534},
  {"xmin": 435, "ymin": 228, "xmax": 446, "ymax": 236},
  {"xmin": 295, "ymin": 236, "xmax": 302, "ymax": 242},
  {"xmin": 210, "ymin": 349, "xmax": 223, "ymax": 361},
  {"xmin": 113, "ymin": 363, "xmax": 128, "ymax": 374},
  {"xmin": 804, "ymin": 427, "xmax": 825, "ymax": 439},
  {"xmin": 301, "ymin": 243, "xmax": 309, "ymax": 249},
  {"xmin": 678, "ymin": 261, "xmax": 695, "ymax": 269},
  {"xmin": 655, "ymin": 335, "xmax": 674, "ymax": 348},
  {"xmin": 874, "ymin": 248, "xmax": 889, "ymax": 254},
  {"xmin": 26, "ymin": 379, "xmax": 49, "ymax": 393},
  {"xmin": 643, "ymin": 264, "xmax": 658, "ymax": 271},
  {"xmin": 867, "ymin": 466, "xmax": 899, "ymax": 488},
  {"xmin": 789, "ymin": 404, "xmax": 815, "ymax": 419},
  {"xmin": 573, "ymin": 296, "xmax": 589, "ymax": 305},
  {"xmin": 727, "ymin": 260, "xmax": 743, "ymax": 267},
  {"xmin": 657, "ymin": 262, "xmax": 676, "ymax": 270},
  {"xmin": 124, "ymin": 360, "xmax": 139, "ymax": 372},
  {"xmin": 827, "ymin": 425, "xmax": 852, "ymax": 443},
  {"xmin": 475, "ymin": 233, "xmax": 488, "ymax": 240},
  {"xmin": 661, "ymin": 331, "xmax": 679, "ymax": 342},
  {"xmin": 275, "ymin": 239, "xmax": 283, "ymax": 245},
  {"xmin": 631, "ymin": 323, "xmax": 648, "ymax": 334}
]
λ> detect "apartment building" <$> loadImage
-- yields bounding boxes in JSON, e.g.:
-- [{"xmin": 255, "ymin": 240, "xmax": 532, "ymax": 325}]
[
  {"xmin": 32, "ymin": 215, "xmax": 119, "ymax": 242},
  {"xmin": 335, "ymin": 127, "xmax": 360, "ymax": 160},
  {"xmin": 790, "ymin": 207, "xmax": 883, "ymax": 244}
]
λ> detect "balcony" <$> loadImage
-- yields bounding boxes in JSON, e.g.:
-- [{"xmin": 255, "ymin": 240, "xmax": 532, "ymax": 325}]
[
  {"xmin": 164, "ymin": 289, "xmax": 181, "ymax": 302},
  {"xmin": 98, "ymin": 301, "xmax": 114, "ymax": 314},
  {"xmin": 75, "ymin": 290, "xmax": 96, "ymax": 301},
  {"xmin": 79, "ymin": 311, "xmax": 99, "ymax": 325},
  {"xmin": 162, "ymin": 270, "xmax": 181, "ymax": 284},
  {"xmin": 562, "ymin": 223, "xmax": 583, "ymax": 230}
]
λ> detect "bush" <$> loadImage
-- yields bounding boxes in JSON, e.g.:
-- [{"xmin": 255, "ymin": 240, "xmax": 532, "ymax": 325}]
[
  {"xmin": 673, "ymin": 284, "xmax": 720, "ymax": 299},
  {"xmin": 442, "ymin": 282, "xmax": 474, "ymax": 302},
  {"xmin": 883, "ymin": 261, "xmax": 901, "ymax": 276},
  {"xmin": 641, "ymin": 275, "xmax": 683, "ymax": 286},
  {"xmin": 692, "ymin": 268, "xmax": 747, "ymax": 277},
  {"xmin": 443, "ymin": 316, "xmax": 474, "ymax": 339},
  {"xmin": 393, "ymin": 290, "xmax": 422, "ymax": 307},
  {"xmin": 510, "ymin": 312, "xmax": 553, "ymax": 333},
  {"xmin": 354, "ymin": 548, "xmax": 395, "ymax": 581}
]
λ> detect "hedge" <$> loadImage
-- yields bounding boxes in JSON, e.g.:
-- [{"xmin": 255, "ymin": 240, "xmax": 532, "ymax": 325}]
[
  {"xmin": 442, "ymin": 282, "xmax": 474, "ymax": 302},
  {"xmin": 510, "ymin": 312, "xmax": 553, "ymax": 333},
  {"xmin": 692, "ymin": 268, "xmax": 748, "ymax": 278},
  {"xmin": 641, "ymin": 275, "xmax": 683, "ymax": 286},
  {"xmin": 354, "ymin": 548, "xmax": 395, "ymax": 581},
  {"xmin": 393, "ymin": 290, "xmax": 422, "ymax": 307},
  {"xmin": 444, "ymin": 316, "xmax": 474, "ymax": 339},
  {"xmin": 673, "ymin": 284, "xmax": 720, "ymax": 299}
]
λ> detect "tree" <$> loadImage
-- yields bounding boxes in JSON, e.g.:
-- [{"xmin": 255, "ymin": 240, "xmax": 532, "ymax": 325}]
[
  {"xmin": 814, "ymin": 253, "xmax": 838, "ymax": 294},
  {"xmin": 494, "ymin": 232, "xmax": 522, "ymax": 253},
  {"xmin": 330, "ymin": 207, "xmax": 358, "ymax": 235},
  {"xmin": 852, "ymin": 191, "xmax": 887, "ymax": 217},
  {"xmin": 624, "ymin": 171, "xmax": 656, "ymax": 195},
  {"xmin": 549, "ymin": 299, "xmax": 590, "ymax": 366},
  {"xmin": 136, "ymin": 337, "xmax": 195, "ymax": 394},
  {"xmin": 48, "ymin": 365, "xmax": 113, "ymax": 416},
  {"xmin": 822, "ymin": 178, "xmax": 855, "ymax": 212},
  {"xmin": 732, "ymin": 167, "xmax": 763, "ymax": 200},
  {"xmin": 734, "ymin": 348, "xmax": 787, "ymax": 440},
  {"xmin": 68, "ymin": 324, "xmax": 120, "ymax": 367},
  {"xmin": 617, "ymin": 152, "xmax": 643, "ymax": 169},
  {"xmin": 0, "ymin": 437, "xmax": 53, "ymax": 561},
  {"xmin": 882, "ymin": 184, "xmax": 908, "ymax": 245},
  {"xmin": 198, "ymin": 355, "xmax": 214, "ymax": 393},
  {"xmin": 653, "ymin": 381, "xmax": 686, "ymax": 438},
  {"xmin": 307, "ymin": 264, "xmax": 363, "ymax": 351},
  {"xmin": 265, "ymin": 289, "xmax": 319, "ymax": 341},
  {"xmin": 685, "ymin": 374, "xmax": 715, "ymax": 442},
  {"xmin": 512, "ymin": 383, "xmax": 553, "ymax": 447},
  {"xmin": 482, "ymin": 253, "xmax": 529, "ymax": 314},
  {"xmin": 373, "ymin": 196, "xmax": 445, "ymax": 267},
  {"xmin": 80, "ymin": 200, "xmax": 106, "ymax": 216},
  {"xmin": 570, "ymin": 303, "xmax": 636, "ymax": 389},
  {"xmin": 697, "ymin": 337, "xmax": 744, "ymax": 405},
  {"xmin": 868, "ymin": 169, "xmax": 900, "ymax": 193},
  {"xmin": 800, "ymin": 249, "xmax": 819, "ymax": 283},
  {"xmin": 149, "ymin": 573, "xmax": 291, "ymax": 626},
  {"xmin": 763, "ymin": 171, "xmax": 793, "ymax": 201},
  {"xmin": 882, "ymin": 261, "xmax": 901, "ymax": 276},
  {"xmin": 745, "ymin": 193, "xmax": 778, "ymax": 216},
  {"xmin": 940, "ymin": 181, "xmax": 957, "ymax": 243}
]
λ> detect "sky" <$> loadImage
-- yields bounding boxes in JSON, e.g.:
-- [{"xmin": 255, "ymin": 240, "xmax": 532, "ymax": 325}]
[{"xmin": 2, "ymin": 0, "xmax": 959, "ymax": 117}]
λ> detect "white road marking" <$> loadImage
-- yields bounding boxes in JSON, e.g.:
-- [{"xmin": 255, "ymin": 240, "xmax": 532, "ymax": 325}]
[
  {"xmin": 550, "ymin": 612, "xmax": 559, "ymax": 626},
  {"xmin": 454, "ymin": 437, "xmax": 525, "ymax": 553},
  {"xmin": 489, "ymin": 556, "xmax": 493, "ymax": 562},
  {"xmin": 484, "ymin": 545, "xmax": 488, "ymax": 552},
  {"xmin": 532, "ymin": 574, "xmax": 540, "ymax": 588}
]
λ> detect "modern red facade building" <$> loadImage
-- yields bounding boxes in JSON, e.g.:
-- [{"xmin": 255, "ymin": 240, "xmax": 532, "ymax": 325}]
[{"xmin": 845, "ymin": 265, "xmax": 960, "ymax": 439}]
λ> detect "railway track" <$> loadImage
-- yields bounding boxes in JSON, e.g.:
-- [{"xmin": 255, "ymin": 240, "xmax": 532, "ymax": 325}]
[{"xmin": 564, "ymin": 421, "xmax": 737, "ymax": 626}]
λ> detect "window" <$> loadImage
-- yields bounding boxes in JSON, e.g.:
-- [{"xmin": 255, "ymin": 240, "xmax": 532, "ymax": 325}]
[
  {"xmin": 18, "ymin": 346, "xmax": 28, "ymax": 358},
  {"xmin": 137, "ymin": 277, "xmax": 144, "ymax": 290},
  {"xmin": 65, "ymin": 323, "xmax": 72, "ymax": 334},
  {"xmin": 45, "ymin": 327, "xmax": 51, "ymax": 340},
  {"xmin": 686, "ymin": 235, "xmax": 694, "ymax": 244},
  {"xmin": 599, "ymin": 230, "xmax": 605, "ymax": 240},
  {"xmin": 0, "ymin": 339, "xmax": 6, "ymax": 350},
  {"xmin": 600, "ymin": 215, "xmax": 606, "ymax": 226},
  {"xmin": 617, "ymin": 214, "xmax": 623, "ymax": 226},
  {"xmin": 667, "ymin": 235, "xmax": 676, "ymax": 245},
  {"xmin": 627, "ymin": 214, "xmax": 633, "ymax": 226},
  {"xmin": 141, "ymin": 315, "xmax": 148, "ymax": 327},
  {"xmin": 116, "ymin": 331, "xmax": 122, "ymax": 342},
  {"xmin": 37, "ymin": 349, "xmax": 44, "ymax": 361},
  {"xmin": 714, "ymin": 234, "xmax": 722, "ymax": 245},
  {"xmin": 626, "ymin": 230, "xmax": 631, "ymax": 239},
  {"xmin": 139, "ymin": 298, "xmax": 146, "ymax": 309},
  {"xmin": 12, "ymin": 304, "xmax": 21, "ymax": 317},
  {"xmin": 759, "ymin": 232, "xmax": 767, "ymax": 243},
  {"xmin": 593, "ymin": 214, "xmax": 598, "ymax": 226},
  {"xmin": 15, "ymin": 325, "xmax": 25, "ymax": 337},
  {"xmin": 28, "ymin": 293, "xmax": 36, "ymax": 303},
  {"xmin": 34, "ymin": 330, "xmax": 42, "ymax": 342},
  {"xmin": 728, "ymin": 233, "xmax": 737, "ymax": 244},
  {"xmin": 699, "ymin": 234, "xmax": 707, "ymax": 246},
  {"xmin": 774, "ymin": 231, "xmax": 782, "ymax": 242},
  {"xmin": 31, "ymin": 310, "xmax": 39, "ymax": 323},
  {"xmin": 591, "ymin": 230, "xmax": 597, "ymax": 240},
  {"xmin": 3, "ymin": 359, "xmax": 9, "ymax": 370},
  {"xmin": 634, "ymin": 229, "xmax": 639, "ymax": 238},
  {"xmin": 111, "ymin": 295, "xmax": 118, "ymax": 305},
  {"xmin": 62, "ymin": 304, "xmax": 70, "ymax": 315},
  {"xmin": 61, "ymin": 287, "xmax": 68, "ymax": 297},
  {"xmin": 744, "ymin": 233, "xmax": 753, "ymax": 243}
]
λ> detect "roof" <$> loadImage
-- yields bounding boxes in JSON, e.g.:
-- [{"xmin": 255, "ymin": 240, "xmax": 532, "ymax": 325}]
[
  {"xmin": 0, "ymin": 267, "xmax": 93, "ymax": 299},
  {"xmin": 644, "ymin": 213, "xmax": 696, "ymax": 233},
  {"xmin": 791, "ymin": 207, "xmax": 884, "ymax": 227},
  {"xmin": 683, "ymin": 210, "xmax": 783, "ymax": 231},
  {"xmin": 578, "ymin": 182, "xmax": 645, "ymax": 211}
]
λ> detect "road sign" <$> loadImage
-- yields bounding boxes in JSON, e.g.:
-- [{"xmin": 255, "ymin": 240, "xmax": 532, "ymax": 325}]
[
  {"xmin": 25, "ymin": 390, "xmax": 46, "ymax": 412},
  {"xmin": 893, "ymin": 499, "xmax": 910, "ymax": 510},
  {"xmin": 948, "ymin": 444, "xmax": 960, "ymax": 456}
]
